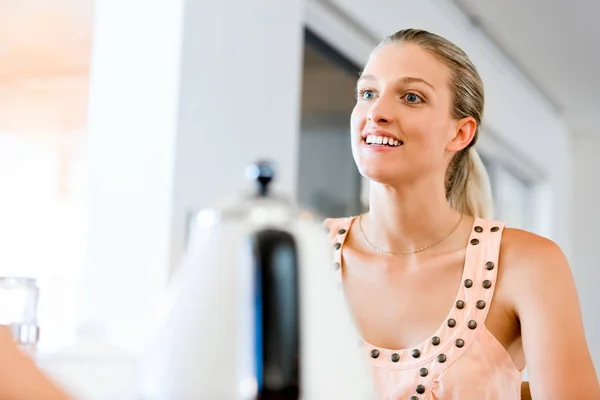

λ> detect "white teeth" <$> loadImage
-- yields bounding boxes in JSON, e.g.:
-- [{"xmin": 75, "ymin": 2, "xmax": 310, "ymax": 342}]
[{"xmin": 365, "ymin": 134, "xmax": 402, "ymax": 147}]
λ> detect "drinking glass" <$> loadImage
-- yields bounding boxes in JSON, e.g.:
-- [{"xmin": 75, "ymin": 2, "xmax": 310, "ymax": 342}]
[{"xmin": 0, "ymin": 277, "xmax": 40, "ymax": 353}]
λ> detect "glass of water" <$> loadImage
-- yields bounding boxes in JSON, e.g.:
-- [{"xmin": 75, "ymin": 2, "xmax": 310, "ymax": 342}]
[{"xmin": 0, "ymin": 277, "xmax": 40, "ymax": 353}]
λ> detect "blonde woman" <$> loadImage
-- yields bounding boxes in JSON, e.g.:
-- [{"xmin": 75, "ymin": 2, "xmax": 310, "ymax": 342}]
[
  {"xmin": 325, "ymin": 29, "xmax": 599, "ymax": 399},
  {"xmin": 0, "ymin": 326, "xmax": 71, "ymax": 399}
]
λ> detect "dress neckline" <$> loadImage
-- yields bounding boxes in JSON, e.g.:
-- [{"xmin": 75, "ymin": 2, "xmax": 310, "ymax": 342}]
[{"xmin": 332, "ymin": 215, "xmax": 489, "ymax": 369}]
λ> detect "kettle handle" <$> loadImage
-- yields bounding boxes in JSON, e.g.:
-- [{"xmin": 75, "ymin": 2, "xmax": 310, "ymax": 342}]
[{"xmin": 251, "ymin": 229, "xmax": 300, "ymax": 399}]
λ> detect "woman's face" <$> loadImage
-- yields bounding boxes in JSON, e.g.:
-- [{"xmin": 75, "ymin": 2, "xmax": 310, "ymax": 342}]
[{"xmin": 350, "ymin": 43, "xmax": 473, "ymax": 187}]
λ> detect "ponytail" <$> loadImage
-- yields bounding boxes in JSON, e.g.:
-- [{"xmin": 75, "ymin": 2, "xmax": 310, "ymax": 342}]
[{"xmin": 446, "ymin": 147, "xmax": 494, "ymax": 219}]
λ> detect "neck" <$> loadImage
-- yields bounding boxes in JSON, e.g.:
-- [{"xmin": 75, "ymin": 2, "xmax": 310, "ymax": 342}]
[{"xmin": 364, "ymin": 176, "xmax": 465, "ymax": 253}]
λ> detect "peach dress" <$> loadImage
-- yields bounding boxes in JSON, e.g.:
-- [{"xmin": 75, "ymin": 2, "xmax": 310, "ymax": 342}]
[{"xmin": 324, "ymin": 216, "xmax": 523, "ymax": 400}]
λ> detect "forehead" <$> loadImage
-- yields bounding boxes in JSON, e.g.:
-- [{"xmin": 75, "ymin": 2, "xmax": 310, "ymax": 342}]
[{"xmin": 362, "ymin": 43, "xmax": 450, "ymax": 89}]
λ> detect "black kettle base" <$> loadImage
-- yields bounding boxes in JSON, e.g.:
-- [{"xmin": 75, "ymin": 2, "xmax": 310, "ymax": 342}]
[{"xmin": 258, "ymin": 388, "xmax": 300, "ymax": 400}]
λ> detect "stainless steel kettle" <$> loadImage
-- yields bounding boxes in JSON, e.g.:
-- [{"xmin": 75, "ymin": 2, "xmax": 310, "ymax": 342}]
[{"xmin": 137, "ymin": 161, "xmax": 376, "ymax": 400}]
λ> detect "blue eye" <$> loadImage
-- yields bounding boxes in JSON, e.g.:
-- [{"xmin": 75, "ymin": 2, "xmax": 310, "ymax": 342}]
[
  {"xmin": 358, "ymin": 90, "xmax": 376, "ymax": 100},
  {"xmin": 404, "ymin": 93, "xmax": 423, "ymax": 103}
]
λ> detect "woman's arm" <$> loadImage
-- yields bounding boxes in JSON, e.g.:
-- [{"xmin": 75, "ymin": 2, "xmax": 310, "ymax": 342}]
[
  {"xmin": 0, "ymin": 326, "xmax": 73, "ymax": 400},
  {"xmin": 503, "ymin": 229, "xmax": 599, "ymax": 399}
]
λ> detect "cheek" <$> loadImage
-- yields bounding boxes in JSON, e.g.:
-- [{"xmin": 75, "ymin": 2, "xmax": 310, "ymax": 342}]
[
  {"xmin": 402, "ymin": 112, "xmax": 447, "ymax": 145},
  {"xmin": 350, "ymin": 105, "xmax": 365, "ymax": 137}
]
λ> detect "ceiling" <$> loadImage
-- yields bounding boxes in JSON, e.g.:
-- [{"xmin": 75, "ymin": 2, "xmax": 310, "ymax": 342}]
[{"xmin": 454, "ymin": 0, "xmax": 599, "ymax": 136}]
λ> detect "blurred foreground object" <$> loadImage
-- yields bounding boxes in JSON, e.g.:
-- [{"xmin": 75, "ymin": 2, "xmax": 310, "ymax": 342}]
[
  {"xmin": 0, "ymin": 326, "xmax": 73, "ymax": 400},
  {"xmin": 137, "ymin": 160, "xmax": 376, "ymax": 400}
]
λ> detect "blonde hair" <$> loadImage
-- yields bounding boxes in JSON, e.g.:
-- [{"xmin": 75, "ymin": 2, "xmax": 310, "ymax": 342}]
[{"xmin": 377, "ymin": 29, "xmax": 494, "ymax": 219}]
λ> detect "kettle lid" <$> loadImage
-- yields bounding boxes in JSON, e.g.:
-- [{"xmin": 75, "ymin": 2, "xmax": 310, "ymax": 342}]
[
  {"xmin": 195, "ymin": 160, "xmax": 320, "ymax": 227},
  {"xmin": 244, "ymin": 160, "xmax": 276, "ymax": 198}
]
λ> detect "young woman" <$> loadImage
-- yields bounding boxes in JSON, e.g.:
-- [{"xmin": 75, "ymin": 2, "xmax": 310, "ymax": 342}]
[
  {"xmin": 0, "ymin": 326, "xmax": 71, "ymax": 399},
  {"xmin": 324, "ymin": 29, "xmax": 599, "ymax": 399}
]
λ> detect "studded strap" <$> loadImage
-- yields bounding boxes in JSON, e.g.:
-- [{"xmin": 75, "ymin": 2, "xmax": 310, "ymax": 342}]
[
  {"xmin": 411, "ymin": 218, "xmax": 507, "ymax": 399},
  {"xmin": 464, "ymin": 218, "xmax": 506, "ymax": 328},
  {"xmin": 323, "ymin": 217, "xmax": 354, "ymax": 272}
]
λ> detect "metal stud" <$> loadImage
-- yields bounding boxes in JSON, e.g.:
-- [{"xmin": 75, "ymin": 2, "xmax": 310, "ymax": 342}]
[
  {"xmin": 474, "ymin": 226, "xmax": 483, "ymax": 233},
  {"xmin": 447, "ymin": 318, "xmax": 457, "ymax": 328},
  {"xmin": 337, "ymin": 228, "xmax": 347, "ymax": 235},
  {"xmin": 370, "ymin": 349, "xmax": 380, "ymax": 359},
  {"xmin": 416, "ymin": 384, "xmax": 425, "ymax": 394},
  {"xmin": 431, "ymin": 336, "xmax": 441, "ymax": 346},
  {"xmin": 419, "ymin": 367, "xmax": 429, "ymax": 377},
  {"xmin": 334, "ymin": 243, "xmax": 341, "ymax": 250},
  {"xmin": 482, "ymin": 280, "xmax": 492, "ymax": 289},
  {"xmin": 464, "ymin": 279, "xmax": 473, "ymax": 288},
  {"xmin": 391, "ymin": 353, "xmax": 400, "ymax": 362},
  {"xmin": 470, "ymin": 238, "xmax": 480, "ymax": 245},
  {"xmin": 410, "ymin": 397, "xmax": 419, "ymax": 400},
  {"xmin": 456, "ymin": 300, "xmax": 465, "ymax": 309},
  {"xmin": 485, "ymin": 261, "xmax": 495, "ymax": 270},
  {"xmin": 334, "ymin": 262, "xmax": 340, "ymax": 270},
  {"xmin": 491, "ymin": 226, "xmax": 499, "ymax": 232},
  {"xmin": 437, "ymin": 353, "xmax": 447, "ymax": 363},
  {"xmin": 476, "ymin": 300, "xmax": 486, "ymax": 309},
  {"xmin": 455, "ymin": 338, "xmax": 465, "ymax": 348},
  {"xmin": 468, "ymin": 320, "xmax": 478, "ymax": 330},
  {"xmin": 411, "ymin": 349, "xmax": 421, "ymax": 358}
]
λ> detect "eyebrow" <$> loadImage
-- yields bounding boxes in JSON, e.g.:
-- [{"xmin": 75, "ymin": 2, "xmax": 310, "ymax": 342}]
[{"xmin": 357, "ymin": 74, "xmax": 435, "ymax": 90}]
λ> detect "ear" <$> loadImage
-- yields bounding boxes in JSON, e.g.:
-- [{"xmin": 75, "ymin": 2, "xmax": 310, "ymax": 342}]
[{"xmin": 447, "ymin": 116, "xmax": 477, "ymax": 152}]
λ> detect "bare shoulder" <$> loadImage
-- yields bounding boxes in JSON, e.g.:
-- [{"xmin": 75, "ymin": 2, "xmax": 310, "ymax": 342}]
[
  {"xmin": 498, "ymin": 227, "xmax": 600, "ymax": 398},
  {"xmin": 497, "ymin": 226, "xmax": 572, "ymax": 320},
  {"xmin": 499, "ymin": 227, "xmax": 567, "ymax": 277}
]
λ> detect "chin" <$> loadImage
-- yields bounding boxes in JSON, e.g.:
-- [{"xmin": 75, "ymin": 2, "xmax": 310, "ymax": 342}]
[{"xmin": 357, "ymin": 164, "xmax": 398, "ymax": 185}]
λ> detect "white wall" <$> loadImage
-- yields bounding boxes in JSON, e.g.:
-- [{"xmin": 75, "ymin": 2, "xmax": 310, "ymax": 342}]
[
  {"xmin": 78, "ymin": 0, "xmax": 306, "ymax": 352},
  {"xmin": 46, "ymin": 1, "xmax": 307, "ymax": 396},
  {"xmin": 79, "ymin": 0, "xmax": 185, "ymax": 350},
  {"xmin": 169, "ymin": 0, "xmax": 306, "ymax": 274},
  {"xmin": 573, "ymin": 136, "xmax": 600, "ymax": 371}
]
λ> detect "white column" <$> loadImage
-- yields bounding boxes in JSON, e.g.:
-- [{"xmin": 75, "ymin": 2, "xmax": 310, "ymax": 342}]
[
  {"xmin": 79, "ymin": 0, "xmax": 306, "ymax": 351},
  {"xmin": 573, "ymin": 135, "xmax": 600, "ymax": 375}
]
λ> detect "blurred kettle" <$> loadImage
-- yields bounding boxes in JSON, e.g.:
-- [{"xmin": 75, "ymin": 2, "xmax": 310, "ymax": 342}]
[{"xmin": 137, "ymin": 161, "xmax": 376, "ymax": 400}]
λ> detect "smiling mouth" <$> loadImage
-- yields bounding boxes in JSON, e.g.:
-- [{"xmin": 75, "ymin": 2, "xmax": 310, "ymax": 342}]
[{"xmin": 364, "ymin": 134, "xmax": 404, "ymax": 147}]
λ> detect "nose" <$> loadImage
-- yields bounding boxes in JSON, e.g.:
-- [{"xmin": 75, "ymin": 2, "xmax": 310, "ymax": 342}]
[{"xmin": 367, "ymin": 96, "xmax": 394, "ymax": 124}]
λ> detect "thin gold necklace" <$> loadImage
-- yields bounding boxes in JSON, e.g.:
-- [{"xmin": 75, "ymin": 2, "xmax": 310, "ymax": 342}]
[{"xmin": 358, "ymin": 213, "xmax": 464, "ymax": 255}]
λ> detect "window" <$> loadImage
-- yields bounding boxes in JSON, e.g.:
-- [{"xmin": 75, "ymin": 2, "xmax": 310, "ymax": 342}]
[
  {"xmin": 481, "ymin": 153, "xmax": 537, "ymax": 232},
  {"xmin": 297, "ymin": 29, "xmax": 363, "ymax": 218}
]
